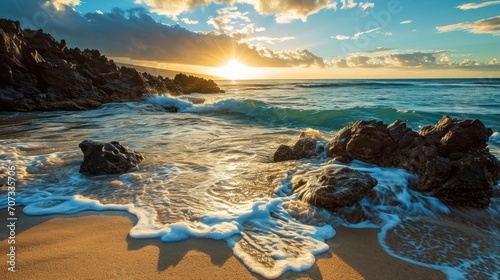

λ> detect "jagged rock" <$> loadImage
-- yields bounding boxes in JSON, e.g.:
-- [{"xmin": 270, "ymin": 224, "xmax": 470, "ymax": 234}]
[
  {"xmin": 0, "ymin": 19, "xmax": 225, "ymax": 111},
  {"xmin": 78, "ymin": 140, "xmax": 144, "ymax": 174},
  {"xmin": 326, "ymin": 116, "xmax": 499, "ymax": 207},
  {"xmin": 293, "ymin": 167, "xmax": 378, "ymax": 210},
  {"xmin": 0, "ymin": 63, "xmax": 14, "ymax": 85},
  {"xmin": 174, "ymin": 73, "xmax": 225, "ymax": 94},
  {"xmin": 274, "ymin": 145, "xmax": 298, "ymax": 162},
  {"xmin": 273, "ymin": 129, "xmax": 326, "ymax": 162},
  {"xmin": 420, "ymin": 116, "xmax": 493, "ymax": 156},
  {"xmin": 95, "ymin": 72, "xmax": 121, "ymax": 86}
]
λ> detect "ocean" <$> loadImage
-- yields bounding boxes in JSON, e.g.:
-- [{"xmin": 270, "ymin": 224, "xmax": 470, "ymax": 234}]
[{"xmin": 1, "ymin": 79, "xmax": 499, "ymax": 279}]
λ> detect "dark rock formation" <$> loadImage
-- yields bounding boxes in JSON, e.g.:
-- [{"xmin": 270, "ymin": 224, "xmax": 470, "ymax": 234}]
[
  {"xmin": 173, "ymin": 73, "xmax": 225, "ymax": 94},
  {"xmin": 273, "ymin": 129, "xmax": 326, "ymax": 162},
  {"xmin": 326, "ymin": 116, "xmax": 500, "ymax": 207},
  {"xmin": 293, "ymin": 167, "xmax": 378, "ymax": 210},
  {"xmin": 0, "ymin": 19, "xmax": 224, "ymax": 111},
  {"xmin": 78, "ymin": 140, "xmax": 144, "ymax": 174}
]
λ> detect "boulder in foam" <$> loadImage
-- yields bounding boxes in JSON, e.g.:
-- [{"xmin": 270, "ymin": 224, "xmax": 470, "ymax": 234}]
[{"xmin": 78, "ymin": 140, "xmax": 144, "ymax": 174}]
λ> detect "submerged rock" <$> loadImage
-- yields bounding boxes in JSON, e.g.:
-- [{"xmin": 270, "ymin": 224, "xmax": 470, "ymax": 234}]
[
  {"xmin": 327, "ymin": 116, "xmax": 499, "ymax": 208},
  {"xmin": 293, "ymin": 167, "xmax": 378, "ymax": 210},
  {"xmin": 273, "ymin": 129, "xmax": 326, "ymax": 162},
  {"xmin": 78, "ymin": 140, "xmax": 144, "ymax": 174}
]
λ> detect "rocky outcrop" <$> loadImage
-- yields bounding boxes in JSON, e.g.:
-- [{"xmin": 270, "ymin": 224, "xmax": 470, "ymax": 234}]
[
  {"xmin": 273, "ymin": 129, "xmax": 326, "ymax": 162},
  {"xmin": 326, "ymin": 116, "xmax": 499, "ymax": 207},
  {"xmin": 293, "ymin": 167, "xmax": 378, "ymax": 211},
  {"xmin": 173, "ymin": 73, "xmax": 225, "ymax": 94},
  {"xmin": 78, "ymin": 140, "xmax": 144, "ymax": 174},
  {"xmin": 273, "ymin": 116, "xmax": 499, "ymax": 208},
  {"xmin": 0, "ymin": 19, "xmax": 224, "ymax": 111}
]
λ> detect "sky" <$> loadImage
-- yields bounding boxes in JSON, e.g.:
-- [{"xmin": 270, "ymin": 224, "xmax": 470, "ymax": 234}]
[{"xmin": 1, "ymin": 0, "xmax": 499, "ymax": 79}]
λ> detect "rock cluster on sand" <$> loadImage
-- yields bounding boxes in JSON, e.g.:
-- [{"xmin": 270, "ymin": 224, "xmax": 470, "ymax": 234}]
[
  {"xmin": 78, "ymin": 140, "xmax": 144, "ymax": 174},
  {"xmin": 275, "ymin": 116, "xmax": 500, "ymax": 208},
  {"xmin": 293, "ymin": 167, "xmax": 378, "ymax": 211},
  {"xmin": 0, "ymin": 19, "xmax": 224, "ymax": 111}
]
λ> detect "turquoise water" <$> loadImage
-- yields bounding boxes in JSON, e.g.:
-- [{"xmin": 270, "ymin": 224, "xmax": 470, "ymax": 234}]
[{"xmin": 1, "ymin": 79, "xmax": 499, "ymax": 278}]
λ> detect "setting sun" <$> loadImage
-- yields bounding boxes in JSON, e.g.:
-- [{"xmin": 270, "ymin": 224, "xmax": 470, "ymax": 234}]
[{"xmin": 214, "ymin": 59, "xmax": 256, "ymax": 80}]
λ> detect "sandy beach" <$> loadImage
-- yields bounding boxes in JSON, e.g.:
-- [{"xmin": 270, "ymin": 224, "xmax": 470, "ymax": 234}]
[{"xmin": 1, "ymin": 209, "xmax": 445, "ymax": 279}]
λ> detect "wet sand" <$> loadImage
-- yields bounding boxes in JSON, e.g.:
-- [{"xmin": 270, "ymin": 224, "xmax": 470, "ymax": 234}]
[{"xmin": 0, "ymin": 209, "xmax": 445, "ymax": 279}]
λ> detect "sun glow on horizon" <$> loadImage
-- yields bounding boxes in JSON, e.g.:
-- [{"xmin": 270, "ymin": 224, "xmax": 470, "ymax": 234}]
[{"xmin": 214, "ymin": 59, "xmax": 257, "ymax": 80}]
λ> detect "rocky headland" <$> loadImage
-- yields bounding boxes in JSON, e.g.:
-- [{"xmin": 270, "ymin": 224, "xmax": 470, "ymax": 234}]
[{"xmin": 0, "ymin": 19, "xmax": 224, "ymax": 111}]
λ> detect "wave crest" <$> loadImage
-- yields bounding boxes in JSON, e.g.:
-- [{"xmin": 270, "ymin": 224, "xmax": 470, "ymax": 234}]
[{"xmin": 145, "ymin": 95, "xmax": 425, "ymax": 129}]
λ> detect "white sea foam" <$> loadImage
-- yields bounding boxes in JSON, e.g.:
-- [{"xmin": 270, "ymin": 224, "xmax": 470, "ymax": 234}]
[
  {"xmin": 1, "ymin": 124, "xmax": 497, "ymax": 279},
  {"xmin": 0, "ymin": 139, "xmax": 335, "ymax": 278},
  {"xmin": 6, "ymin": 186, "xmax": 335, "ymax": 278},
  {"xmin": 282, "ymin": 160, "xmax": 500, "ymax": 278},
  {"xmin": 378, "ymin": 216, "xmax": 500, "ymax": 279},
  {"xmin": 489, "ymin": 132, "xmax": 500, "ymax": 144},
  {"xmin": 146, "ymin": 94, "xmax": 259, "ymax": 115},
  {"xmin": 146, "ymin": 95, "xmax": 194, "ymax": 111},
  {"xmin": 337, "ymin": 161, "xmax": 498, "ymax": 279},
  {"xmin": 22, "ymin": 194, "xmax": 130, "ymax": 215}
]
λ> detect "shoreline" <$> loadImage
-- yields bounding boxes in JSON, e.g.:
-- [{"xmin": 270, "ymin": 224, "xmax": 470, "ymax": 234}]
[{"xmin": 0, "ymin": 208, "xmax": 446, "ymax": 279}]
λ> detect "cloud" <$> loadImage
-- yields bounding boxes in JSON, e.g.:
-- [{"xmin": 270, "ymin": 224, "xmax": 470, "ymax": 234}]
[
  {"xmin": 265, "ymin": 48, "xmax": 327, "ymax": 67},
  {"xmin": 333, "ymin": 35, "xmax": 351, "ymax": 40},
  {"xmin": 134, "ymin": 0, "xmax": 372, "ymax": 23},
  {"xmin": 400, "ymin": 20, "xmax": 413, "ymax": 24},
  {"xmin": 440, "ymin": 56, "xmax": 450, "ymax": 63},
  {"xmin": 332, "ymin": 49, "xmax": 495, "ymax": 69},
  {"xmin": 334, "ymin": 51, "xmax": 438, "ymax": 68},
  {"xmin": 489, "ymin": 58, "xmax": 499, "ymax": 65},
  {"xmin": 207, "ymin": 6, "xmax": 253, "ymax": 38},
  {"xmin": 133, "ymin": 0, "xmax": 232, "ymax": 20},
  {"xmin": 248, "ymin": 0, "xmax": 338, "ymax": 23},
  {"xmin": 340, "ymin": 0, "xmax": 374, "ymax": 10},
  {"xmin": 456, "ymin": 0, "xmax": 500, "ymax": 10},
  {"xmin": 384, "ymin": 52, "xmax": 441, "ymax": 67},
  {"xmin": 45, "ymin": 0, "xmax": 373, "ymax": 25},
  {"xmin": 0, "ymin": 0, "xmax": 325, "ymax": 68},
  {"xmin": 352, "ymin": 27, "xmax": 380, "ymax": 39},
  {"xmin": 180, "ymin": 17, "xmax": 198, "ymax": 24},
  {"xmin": 332, "ymin": 27, "xmax": 391, "ymax": 40},
  {"xmin": 351, "ymin": 47, "xmax": 397, "ymax": 55},
  {"xmin": 133, "ymin": 0, "xmax": 339, "ymax": 23},
  {"xmin": 436, "ymin": 15, "xmax": 500, "ymax": 35},
  {"xmin": 243, "ymin": 36, "xmax": 296, "ymax": 44},
  {"xmin": 334, "ymin": 58, "xmax": 348, "ymax": 68},
  {"xmin": 206, "ymin": 6, "xmax": 300, "ymax": 48},
  {"xmin": 340, "ymin": 0, "xmax": 358, "ymax": 9},
  {"xmin": 206, "ymin": 6, "xmax": 278, "ymax": 44},
  {"xmin": 47, "ymin": 0, "xmax": 81, "ymax": 11},
  {"xmin": 358, "ymin": 2, "xmax": 375, "ymax": 10},
  {"xmin": 458, "ymin": 59, "xmax": 480, "ymax": 66}
]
